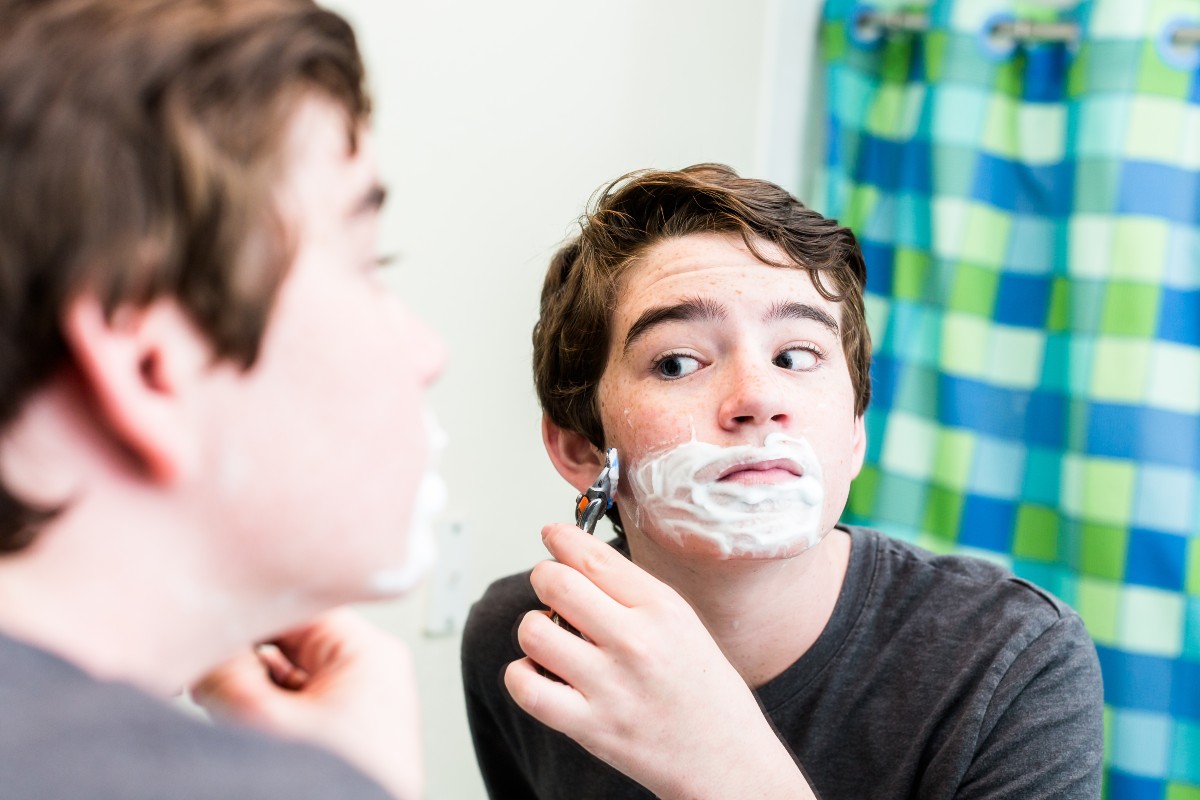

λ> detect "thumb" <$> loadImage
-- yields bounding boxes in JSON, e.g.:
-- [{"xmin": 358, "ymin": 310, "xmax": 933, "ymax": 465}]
[{"xmin": 191, "ymin": 649, "xmax": 302, "ymax": 728}]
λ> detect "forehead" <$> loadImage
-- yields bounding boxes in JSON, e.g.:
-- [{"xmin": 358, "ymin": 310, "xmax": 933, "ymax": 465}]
[
  {"xmin": 613, "ymin": 232, "xmax": 836, "ymax": 324},
  {"xmin": 277, "ymin": 95, "xmax": 377, "ymax": 218}
]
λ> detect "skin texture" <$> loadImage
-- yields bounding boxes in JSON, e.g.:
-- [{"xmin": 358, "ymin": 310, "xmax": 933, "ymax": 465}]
[
  {"xmin": 598, "ymin": 233, "xmax": 864, "ymax": 556},
  {"xmin": 187, "ymin": 97, "xmax": 446, "ymax": 796},
  {"xmin": 506, "ymin": 232, "xmax": 867, "ymax": 799},
  {"xmin": 194, "ymin": 96, "xmax": 447, "ymax": 609},
  {"xmin": 189, "ymin": 97, "xmax": 446, "ymax": 799},
  {"xmin": 0, "ymin": 95, "xmax": 444, "ymax": 800}
]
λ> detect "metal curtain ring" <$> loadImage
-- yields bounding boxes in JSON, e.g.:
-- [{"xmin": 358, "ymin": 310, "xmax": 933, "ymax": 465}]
[{"xmin": 1156, "ymin": 16, "xmax": 1200, "ymax": 71}]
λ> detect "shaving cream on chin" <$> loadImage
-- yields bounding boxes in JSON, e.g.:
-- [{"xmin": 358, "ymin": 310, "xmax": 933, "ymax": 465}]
[
  {"xmin": 368, "ymin": 410, "xmax": 448, "ymax": 596},
  {"xmin": 627, "ymin": 432, "xmax": 825, "ymax": 558}
]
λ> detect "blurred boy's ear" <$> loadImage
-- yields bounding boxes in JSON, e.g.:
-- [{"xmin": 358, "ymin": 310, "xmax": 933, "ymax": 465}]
[
  {"xmin": 542, "ymin": 415, "xmax": 606, "ymax": 495},
  {"xmin": 61, "ymin": 295, "xmax": 208, "ymax": 483}
]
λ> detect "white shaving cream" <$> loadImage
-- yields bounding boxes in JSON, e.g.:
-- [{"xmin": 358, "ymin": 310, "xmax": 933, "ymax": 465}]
[
  {"xmin": 368, "ymin": 409, "xmax": 448, "ymax": 595},
  {"xmin": 626, "ymin": 432, "xmax": 825, "ymax": 557}
]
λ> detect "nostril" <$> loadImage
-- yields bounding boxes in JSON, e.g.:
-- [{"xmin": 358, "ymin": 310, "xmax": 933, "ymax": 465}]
[{"xmin": 733, "ymin": 415, "xmax": 753, "ymax": 424}]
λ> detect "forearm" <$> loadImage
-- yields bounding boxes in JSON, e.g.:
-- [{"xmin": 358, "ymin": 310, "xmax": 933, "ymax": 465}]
[{"xmin": 648, "ymin": 726, "xmax": 819, "ymax": 800}]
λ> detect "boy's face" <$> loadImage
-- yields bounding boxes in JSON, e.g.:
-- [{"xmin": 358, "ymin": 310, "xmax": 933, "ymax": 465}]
[
  {"xmin": 595, "ymin": 232, "xmax": 865, "ymax": 557},
  {"xmin": 200, "ymin": 96, "xmax": 446, "ymax": 604}
]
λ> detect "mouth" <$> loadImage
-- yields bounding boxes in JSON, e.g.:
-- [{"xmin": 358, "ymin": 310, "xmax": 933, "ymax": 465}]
[{"xmin": 716, "ymin": 458, "xmax": 804, "ymax": 485}]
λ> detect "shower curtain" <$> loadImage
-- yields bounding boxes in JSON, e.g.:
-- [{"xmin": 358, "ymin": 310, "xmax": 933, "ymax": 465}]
[{"xmin": 820, "ymin": 0, "xmax": 1200, "ymax": 796}]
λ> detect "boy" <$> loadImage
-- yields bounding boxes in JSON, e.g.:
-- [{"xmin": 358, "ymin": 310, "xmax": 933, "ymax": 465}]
[
  {"xmin": 0, "ymin": 1, "xmax": 442, "ymax": 797},
  {"xmin": 463, "ymin": 164, "xmax": 1103, "ymax": 799}
]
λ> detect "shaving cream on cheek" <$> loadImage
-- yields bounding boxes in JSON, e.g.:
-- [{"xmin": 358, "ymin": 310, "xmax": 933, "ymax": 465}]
[
  {"xmin": 626, "ymin": 432, "xmax": 825, "ymax": 558},
  {"xmin": 368, "ymin": 410, "xmax": 448, "ymax": 596}
]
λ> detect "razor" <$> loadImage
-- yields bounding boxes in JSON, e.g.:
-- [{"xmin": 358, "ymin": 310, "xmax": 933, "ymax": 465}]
[{"xmin": 549, "ymin": 447, "xmax": 619, "ymax": 636}]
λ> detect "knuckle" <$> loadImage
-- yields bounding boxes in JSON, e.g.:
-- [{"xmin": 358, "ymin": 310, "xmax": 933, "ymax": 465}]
[
  {"xmin": 504, "ymin": 664, "xmax": 539, "ymax": 711},
  {"xmin": 531, "ymin": 561, "xmax": 574, "ymax": 604},
  {"xmin": 516, "ymin": 610, "xmax": 542, "ymax": 645},
  {"xmin": 620, "ymin": 629, "xmax": 658, "ymax": 665},
  {"xmin": 516, "ymin": 610, "xmax": 556, "ymax": 658},
  {"xmin": 579, "ymin": 543, "xmax": 616, "ymax": 577}
]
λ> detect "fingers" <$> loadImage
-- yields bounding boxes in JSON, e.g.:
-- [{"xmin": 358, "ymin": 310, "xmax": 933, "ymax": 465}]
[
  {"xmin": 270, "ymin": 608, "xmax": 359, "ymax": 672},
  {"xmin": 191, "ymin": 650, "xmax": 286, "ymax": 727},
  {"xmin": 254, "ymin": 643, "xmax": 310, "ymax": 691},
  {"xmin": 515, "ymin": 606, "xmax": 600, "ymax": 687},
  {"xmin": 196, "ymin": 611, "xmax": 425, "ymax": 800},
  {"xmin": 529, "ymin": 559, "xmax": 631, "ymax": 646},
  {"xmin": 541, "ymin": 523, "xmax": 659, "ymax": 608},
  {"xmin": 504, "ymin": 656, "xmax": 591, "ymax": 734}
]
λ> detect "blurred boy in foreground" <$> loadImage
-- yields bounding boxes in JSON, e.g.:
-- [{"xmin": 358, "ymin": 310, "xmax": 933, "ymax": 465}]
[{"xmin": 0, "ymin": 2, "xmax": 444, "ymax": 797}]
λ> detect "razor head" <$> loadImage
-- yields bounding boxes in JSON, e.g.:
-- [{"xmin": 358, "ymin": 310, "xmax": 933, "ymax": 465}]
[
  {"xmin": 575, "ymin": 448, "xmax": 620, "ymax": 532},
  {"xmin": 604, "ymin": 448, "xmax": 619, "ymax": 502}
]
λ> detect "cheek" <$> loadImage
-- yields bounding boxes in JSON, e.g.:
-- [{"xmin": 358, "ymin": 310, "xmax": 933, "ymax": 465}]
[
  {"xmin": 806, "ymin": 423, "xmax": 861, "ymax": 528},
  {"xmin": 266, "ymin": 279, "xmax": 425, "ymax": 486},
  {"xmin": 598, "ymin": 379, "xmax": 697, "ymax": 464}
]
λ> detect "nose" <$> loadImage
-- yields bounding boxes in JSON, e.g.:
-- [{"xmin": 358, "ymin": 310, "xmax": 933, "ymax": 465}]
[{"xmin": 717, "ymin": 356, "xmax": 790, "ymax": 432}]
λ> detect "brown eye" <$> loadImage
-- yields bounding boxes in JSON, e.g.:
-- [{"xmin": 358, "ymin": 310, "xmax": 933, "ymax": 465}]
[
  {"xmin": 773, "ymin": 348, "xmax": 819, "ymax": 371},
  {"xmin": 655, "ymin": 354, "xmax": 700, "ymax": 379}
]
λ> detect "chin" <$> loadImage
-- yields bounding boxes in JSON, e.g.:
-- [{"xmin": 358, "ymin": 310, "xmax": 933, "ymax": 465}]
[{"xmin": 637, "ymin": 525, "xmax": 827, "ymax": 562}]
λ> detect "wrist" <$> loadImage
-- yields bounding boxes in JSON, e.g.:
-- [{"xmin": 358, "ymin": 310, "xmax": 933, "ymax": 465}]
[{"xmin": 653, "ymin": 723, "xmax": 817, "ymax": 800}]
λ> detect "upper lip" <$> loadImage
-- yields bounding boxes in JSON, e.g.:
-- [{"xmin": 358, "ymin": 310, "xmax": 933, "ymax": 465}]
[{"xmin": 715, "ymin": 457, "xmax": 805, "ymax": 481}]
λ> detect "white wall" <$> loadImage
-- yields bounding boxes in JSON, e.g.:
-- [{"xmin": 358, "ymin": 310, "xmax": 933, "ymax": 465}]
[{"xmin": 319, "ymin": 2, "xmax": 820, "ymax": 797}]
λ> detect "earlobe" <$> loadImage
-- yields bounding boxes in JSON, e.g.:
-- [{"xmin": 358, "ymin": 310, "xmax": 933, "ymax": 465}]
[
  {"xmin": 850, "ymin": 414, "xmax": 867, "ymax": 478},
  {"xmin": 541, "ymin": 415, "xmax": 606, "ymax": 495},
  {"xmin": 61, "ymin": 295, "xmax": 208, "ymax": 484}
]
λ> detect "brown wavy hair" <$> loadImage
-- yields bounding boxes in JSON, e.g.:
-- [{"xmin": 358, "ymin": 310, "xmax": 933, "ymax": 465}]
[
  {"xmin": 0, "ymin": 0, "xmax": 370, "ymax": 551},
  {"xmin": 533, "ymin": 163, "xmax": 871, "ymax": 455}
]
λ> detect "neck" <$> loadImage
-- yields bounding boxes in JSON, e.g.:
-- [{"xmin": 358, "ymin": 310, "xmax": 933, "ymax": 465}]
[
  {"xmin": 0, "ymin": 497, "xmax": 297, "ymax": 694},
  {"xmin": 0, "ymin": 377, "xmax": 310, "ymax": 695},
  {"xmin": 626, "ymin": 527, "xmax": 851, "ymax": 688}
]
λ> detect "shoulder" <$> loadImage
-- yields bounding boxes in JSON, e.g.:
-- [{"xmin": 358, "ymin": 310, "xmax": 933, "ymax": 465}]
[
  {"xmin": 851, "ymin": 525, "xmax": 1076, "ymax": 630},
  {"xmin": 0, "ymin": 632, "xmax": 391, "ymax": 800},
  {"xmin": 462, "ymin": 566, "xmax": 540, "ymax": 685},
  {"xmin": 466, "ymin": 567, "xmax": 541, "ymax": 634},
  {"xmin": 844, "ymin": 526, "xmax": 1100, "ymax": 697},
  {"xmin": 462, "ymin": 538, "xmax": 630, "ymax": 665},
  {"xmin": 824, "ymin": 529, "xmax": 1103, "ymax": 797}
]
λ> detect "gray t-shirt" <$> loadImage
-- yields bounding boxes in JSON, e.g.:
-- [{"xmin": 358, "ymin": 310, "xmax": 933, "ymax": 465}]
[
  {"xmin": 0, "ymin": 630, "xmax": 394, "ymax": 800},
  {"xmin": 462, "ymin": 525, "xmax": 1104, "ymax": 799}
]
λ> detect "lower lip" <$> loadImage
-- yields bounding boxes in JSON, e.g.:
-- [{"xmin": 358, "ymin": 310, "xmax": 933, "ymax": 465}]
[{"xmin": 718, "ymin": 468, "xmax": 799, "ymax": 485}]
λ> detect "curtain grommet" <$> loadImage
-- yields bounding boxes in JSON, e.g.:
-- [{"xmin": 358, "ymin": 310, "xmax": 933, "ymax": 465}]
[
  {"xmin": 1156, "ymin": 16, "xmax": 1200, "ymax": 71},
  {"xmin": 978, "ymin": 12, "xmax": 1019, "ymax": 61},
  {"xmin": 850, "ymin": 4, "xmax": 887, "ymax": 49}
]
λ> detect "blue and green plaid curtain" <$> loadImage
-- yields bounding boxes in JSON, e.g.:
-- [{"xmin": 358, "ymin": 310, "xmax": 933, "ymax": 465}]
[{"xmin": 820, "ymin": 1, "xmax": 1200, "ymax": 796}]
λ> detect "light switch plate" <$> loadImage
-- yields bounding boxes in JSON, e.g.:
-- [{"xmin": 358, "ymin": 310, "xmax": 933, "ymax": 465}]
[{"xmin": 423, "ymin": 517, "xmax": 470, "ymax": 638}]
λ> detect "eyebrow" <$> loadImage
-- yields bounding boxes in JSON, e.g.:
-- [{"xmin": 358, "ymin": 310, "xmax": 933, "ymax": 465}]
[
  {"xmin": 622, "ymin": 297, "xmax": 841, "ymax": 353},
  {"xmin": 767, "ymin": 301, "xmax": 840, "ymax": 337},
  {"xmin": 623, "ymin": 296, "xmax": 727, "ymax": 353},
  {"xmin": 351, "ymin": 181, "xmax": 388, "ymax": 217}
]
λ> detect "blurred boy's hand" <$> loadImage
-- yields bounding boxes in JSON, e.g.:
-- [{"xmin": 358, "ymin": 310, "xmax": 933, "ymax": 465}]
[
  {"xmin": 505, "ymin": 523, "xmax": 816, "ymax": 800},
  {"xmin": 193, "ymin": 608, "xmax": 422, "ymax": 800}
]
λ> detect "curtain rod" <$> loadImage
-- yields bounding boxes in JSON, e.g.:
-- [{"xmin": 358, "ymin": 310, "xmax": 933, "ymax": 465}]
[{"xmin": 854, "ymin": 10, "xmax": 1200, "ymax": 47}]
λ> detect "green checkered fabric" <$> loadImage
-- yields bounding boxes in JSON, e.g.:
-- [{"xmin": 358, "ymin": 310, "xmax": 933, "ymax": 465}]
[{"xmin": 818, "ymin": 1, "xmax": 1200, "ymax": 797}]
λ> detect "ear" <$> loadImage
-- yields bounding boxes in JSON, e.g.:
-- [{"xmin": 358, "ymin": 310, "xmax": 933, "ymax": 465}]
[
  {"xmin": 849, "ymin": 413, "xmax": 867, "ymax": 479},
  {"xmin": 542, "ymin": 415, "xmax": 606, "ymax": 496},
  {"xmin": 61, "ymin": 295, "xmax": 209, "ymax": 484}
]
